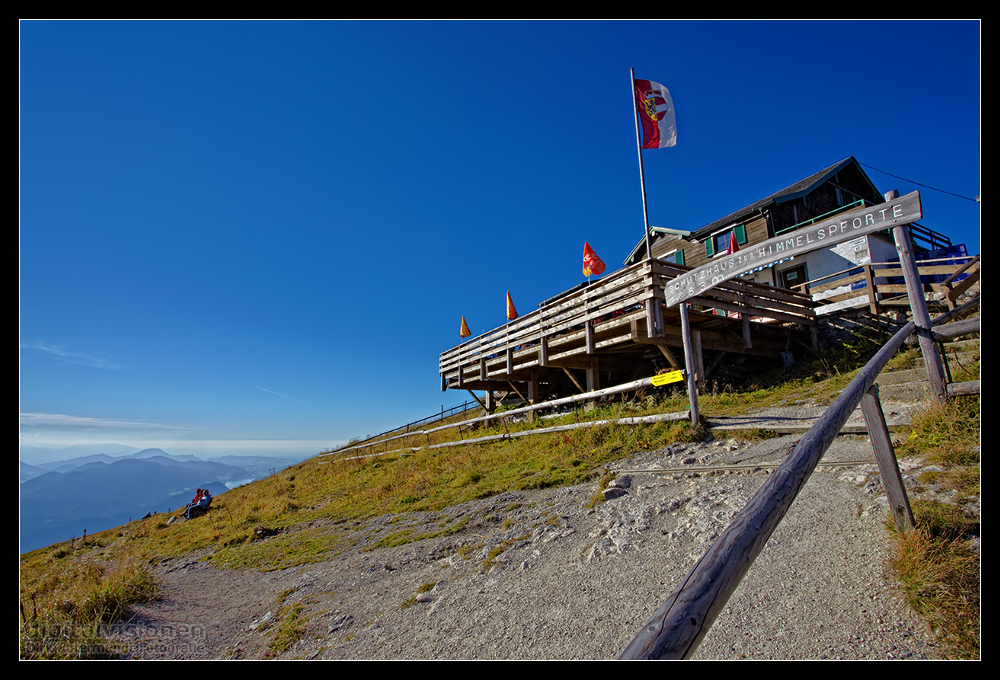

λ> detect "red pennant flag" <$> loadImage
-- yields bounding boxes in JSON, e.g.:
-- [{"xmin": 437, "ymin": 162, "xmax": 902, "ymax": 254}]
[
  {"xmin": 583, "ymin": 241, "xmax": 606, "ymax": 277},
  {"xmin": 460, "ymin": 315, "xmax": 471, "ymax": 338},
  {"xmin": 634, "ymin": 79, "xmax": 677, "ymax": 149},
  {"xmin": 506, "ymin": 291, "xmax": 518, "ymax": 320},
  {"xmin": 726, "ymin": 231, "xmax": 739, "ymax": 255}
]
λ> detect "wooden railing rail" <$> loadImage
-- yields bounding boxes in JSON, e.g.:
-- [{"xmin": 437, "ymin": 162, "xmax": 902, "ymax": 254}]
[
  {"xmin": 805, "ymin": 255, "xmax": 978, "ymax": 315},
  {"xmin": 618, "ymin": 302, "xmax": 975, "ymax": 659},
  {"xmin": 321, "ymin": 376, "xmax": 694, "ymax": 461}
]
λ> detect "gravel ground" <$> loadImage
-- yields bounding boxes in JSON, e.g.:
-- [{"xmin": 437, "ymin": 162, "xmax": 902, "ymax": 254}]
[{"xmin": 115, "ymin": 404, "xmax": 938, "ymax": 660}]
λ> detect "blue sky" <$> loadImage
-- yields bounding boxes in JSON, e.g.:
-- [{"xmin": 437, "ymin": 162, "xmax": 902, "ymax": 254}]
[{"xmin": 19, "ymin": 20, "xmax": 981, "ymax": 460}]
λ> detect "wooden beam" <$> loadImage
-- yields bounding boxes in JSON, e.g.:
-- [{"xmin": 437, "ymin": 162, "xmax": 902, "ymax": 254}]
[
  {"xmin": 562, "ymin": 367, "xmax": 586, "ymax": 394},
  {"xmin": 860, "ymin": 385, "xmax": 914, "ymax": 535},
  {"xmin": 679, "ymin": 303, "xmax": 700, "ymax": 424},
  {"xmin": 705, "ymin": 351, "xmax": 726, "ymax": 381},
  {"xmin": 505, "ymin": 380, "xmax": 527, "ymax": 403},
  {"xmin": 891, "ymin": 210, "xmax": 947, "ymax": 404},
  {"xmin": 656, "ymin": 344, "xmax": 682, "ymax": 370},
  {"xmin": 863, "ymin": 263, "xmax": 878, "ymax": 314},
  {"xmin": 692, "ymin": 329, "xmax": 705, "ymax": 393},
  {"xmin": 465, "ymin": 389, "xmax": 487, "ymax": 412},
  {"xmin": 585, "ymin": 357, "xmax": 600, "ymax": 392},
  {"xmin": 618, "ymin": 320, "xmax": 918, "ymax": 660},
  {"xmin": 527, "ymin": 370, "xmax": 540, "ymax": 422}
]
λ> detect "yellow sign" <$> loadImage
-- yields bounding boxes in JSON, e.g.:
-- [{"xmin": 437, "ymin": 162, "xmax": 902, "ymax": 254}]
[{"xmin": 651, "ymin": 370, "xmax": 684, "ymax": 386}]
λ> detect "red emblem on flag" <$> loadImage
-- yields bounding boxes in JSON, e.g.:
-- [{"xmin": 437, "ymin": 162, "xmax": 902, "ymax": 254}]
[
  {"xmin": 583, "ymin": 241, "xmax": 606, "ymax": 277},
  {"xmin": 634, "ymin": 78, "xmax": 677, "ymax": 149}
]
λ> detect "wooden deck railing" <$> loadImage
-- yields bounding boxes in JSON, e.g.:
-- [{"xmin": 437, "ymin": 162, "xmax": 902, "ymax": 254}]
[
  {"xmin": 802, "ymin": 255, "xmax": 979, "ymax": 315},
  {"xmin": 439, "ymin": 258, "xmax": 818, "ymax": 390}
]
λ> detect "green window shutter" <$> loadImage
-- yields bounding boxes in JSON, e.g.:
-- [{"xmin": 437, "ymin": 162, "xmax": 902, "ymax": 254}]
[
  {"xmin": 734, "ymin": 224, "xmax": 747, "ymax": 245},
  {"xmin": 675, "ymin": 249, "xmax": 685, "ymax": 265},
  {"xmin": 705, "ymin": 238, "xmax": 715, "ymax": 257}
]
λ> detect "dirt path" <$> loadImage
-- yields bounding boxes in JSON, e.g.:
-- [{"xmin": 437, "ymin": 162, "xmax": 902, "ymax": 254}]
[{"xmin": 112, "ymin": 407, "xmax": 936, "ymax": 660}]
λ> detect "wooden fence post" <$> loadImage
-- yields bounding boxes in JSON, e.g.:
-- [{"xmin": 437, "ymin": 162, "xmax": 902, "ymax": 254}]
[
  {"xmin": 679, "ymin": 303, "xmax": 700, "ymax": 424},
  {"xmin": 863, "ymin": 263, "xmax": 878, "ymax": 314},
  {"xmin": 859, "ymin": 384, "xmax": 914, "ymax": 534},
  {"xmin": 887, "ymin": 190, "xmax": 947, "ymax": 403}
]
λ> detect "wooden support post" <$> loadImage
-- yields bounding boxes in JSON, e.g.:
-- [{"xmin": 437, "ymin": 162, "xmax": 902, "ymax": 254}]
[
  {"xmin": 692, "ymin": 329, "xmax": 705, "ymax": 393},
  {"xmin": 485, "ymin": 389, "xmax": 496, "ymax": 414},
  {"xmin": 585, "ymin": 357, "xmax": 600, "ymax": 411},
  {"xmin": 479, "ymin": 358, "xmax": 487, "ymax": 382},
  {"xmin": 679, "ymin": 303, "xmax": 700, "ymax": 424},
  {"xmin": 860, "ymin": 384, "xmax": 914, "ymax": 534},
  {"xmin": 653, "ymin": 294, "xmax": 664, "ymax": 338},
  {"xmin": 527, "ymin": 370, "xmax": 539, "ymax": 422},
  {"xmin": 888, "ymin": 191, "xmax": 947, "ymax": 403},
  {"xmin": 585, "ymin": 357, "xmax": 600, "ymax": 391},
  {"xmin": 740, "ymin": 283, "xmax": 752, "ymax": 349},
  {"xmin": 505, "ymin": 347, "xmax": 513, "ymax": 376},
  {"xmin": 539, "ymin": 337, "xmax": 549, "ymax": 366},
  {"xmin": 585, "ymin": 320, "xmax": 595, "ymax": 354},
  {"xmin": 864, "ymin": 263, "xmax": 878, "ymax": 314}
]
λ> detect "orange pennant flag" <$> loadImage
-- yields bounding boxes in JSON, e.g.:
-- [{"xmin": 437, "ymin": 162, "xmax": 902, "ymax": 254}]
[
  {"xmin": 506, "ymin": 291, "xmax": 518, "ymax": 320},
  {"xmin": 460, "ymin": 315, "xmax": 471, "ymax": 338},
  {"xmin": 583, "ymin": 241, "xmax": 606, "ymax": 277}
]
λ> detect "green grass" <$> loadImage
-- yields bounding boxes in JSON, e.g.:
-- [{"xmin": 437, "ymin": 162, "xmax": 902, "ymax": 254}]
[{"xmin": 267, "ymin": 603, "xmax": 307, "ymax": 657}]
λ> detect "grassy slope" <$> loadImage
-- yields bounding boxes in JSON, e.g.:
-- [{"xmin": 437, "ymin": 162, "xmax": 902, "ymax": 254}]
[{"xmin": 19, "ymin": 331, "xmax": 981, "ymax": 659}]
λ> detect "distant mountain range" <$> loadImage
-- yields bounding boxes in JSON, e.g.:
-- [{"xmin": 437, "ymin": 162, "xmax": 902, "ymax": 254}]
[{"xmin": 19, "ymin": 447, "xmax": 298, "ymax": 553}]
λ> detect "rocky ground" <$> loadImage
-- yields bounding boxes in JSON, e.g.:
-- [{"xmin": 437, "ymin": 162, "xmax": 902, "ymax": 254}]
[{"xmin": 107, "ymin": 400, "xmax": 955, "ymax": 660}]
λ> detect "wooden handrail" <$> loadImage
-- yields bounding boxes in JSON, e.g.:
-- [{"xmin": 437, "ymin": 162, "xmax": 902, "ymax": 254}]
[{"xmin": 618, "ymin": 318, "xmax": 919, "ymax": 659}]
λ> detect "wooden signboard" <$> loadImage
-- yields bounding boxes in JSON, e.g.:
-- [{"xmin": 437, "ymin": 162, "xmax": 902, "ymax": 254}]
[{"xmin": 662, "ymin": 191, "xmax": 923, "ymax": 308}]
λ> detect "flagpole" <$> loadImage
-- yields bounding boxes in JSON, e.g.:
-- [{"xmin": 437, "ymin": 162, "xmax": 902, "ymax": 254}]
[{"xmin": 630, "ymin": 68, "xmax": 653, "ymax": 262}]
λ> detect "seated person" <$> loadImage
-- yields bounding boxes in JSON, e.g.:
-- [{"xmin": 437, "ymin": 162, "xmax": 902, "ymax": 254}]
[{"xmin": 185, "ymin": 488, "xmax": 213, "ymax": 519}]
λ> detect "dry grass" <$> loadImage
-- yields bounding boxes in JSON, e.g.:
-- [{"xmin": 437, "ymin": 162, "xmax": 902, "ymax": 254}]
[
  {"xmin": 19, "ymin": 552, "xmax": 160, "ymax": 659},
  {"xmin": 887, "ymin": 395, "xmax": 980, "ymax": 659},
  {"xmin": 889, "ymin": 528, "xmax": 980, "ymax": 659}
]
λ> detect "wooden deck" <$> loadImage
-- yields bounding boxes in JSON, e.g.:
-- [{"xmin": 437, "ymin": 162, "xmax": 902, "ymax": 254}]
[{"xmin": 439, "ymin": 259, "xmax": 820, "ymax": 402}]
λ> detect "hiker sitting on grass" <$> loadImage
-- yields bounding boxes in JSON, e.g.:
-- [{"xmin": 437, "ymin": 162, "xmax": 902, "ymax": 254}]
[{"xmin": 185, "ymin": 488, "xmax": 212, "ymax": 519}]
